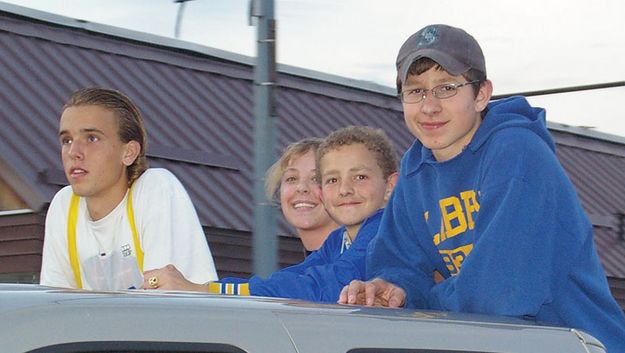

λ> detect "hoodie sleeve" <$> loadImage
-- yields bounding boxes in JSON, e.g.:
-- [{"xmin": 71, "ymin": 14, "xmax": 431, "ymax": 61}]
[
  {"xmin": 427, "ymin": 129, "xmax": 587, "ymax": 316},
  {"xmin": 367, "ymin": 177, "xmax": 439, "ymax": 309},
  {"xmin": 248, "ymin": 214, "xmax": 382, "ymax": 302},
  {"xmin": 207, "ymin": 248, "xmax": 333, "ymax": 297}
]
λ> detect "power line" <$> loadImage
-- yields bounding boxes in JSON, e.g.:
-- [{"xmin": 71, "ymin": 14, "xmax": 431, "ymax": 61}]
[{"xmin": 493, "ymin": 81, "xmax": 625, "ymax": 100}]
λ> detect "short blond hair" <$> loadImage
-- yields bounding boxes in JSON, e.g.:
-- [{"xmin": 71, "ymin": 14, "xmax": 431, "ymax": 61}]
[{"xmin": 265, "ymin": 138, "xmax": 324, "ymax": 201}]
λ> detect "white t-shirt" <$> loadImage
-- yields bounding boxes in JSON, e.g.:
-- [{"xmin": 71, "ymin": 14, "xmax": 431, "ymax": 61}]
[{"xmin": 40, "ymin": 168, "xmax": 218, "ymax": 290}]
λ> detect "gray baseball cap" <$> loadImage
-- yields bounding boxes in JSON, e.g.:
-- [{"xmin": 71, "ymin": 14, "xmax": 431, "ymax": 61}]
[{"xmin": 396, "ymin": 24, "xmax": 486, "ymax": 84}]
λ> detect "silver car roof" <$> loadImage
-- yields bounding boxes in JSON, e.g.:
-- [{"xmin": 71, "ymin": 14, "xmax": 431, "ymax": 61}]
[{"xmin": 0, "ymin": 283, "xmax": 605, "ymax": 353}]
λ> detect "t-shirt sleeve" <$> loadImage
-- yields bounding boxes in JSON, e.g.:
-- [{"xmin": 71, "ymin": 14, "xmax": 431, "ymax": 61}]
[
  {"xmin": 40, "ymin": 188, "xmax": 76, "ymax": 288},
  {"xmin": 137, "ymin": 169, "xmax": 218, "ymax": 283}
]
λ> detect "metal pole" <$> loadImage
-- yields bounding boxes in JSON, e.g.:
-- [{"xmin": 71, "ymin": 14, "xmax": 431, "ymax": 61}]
[{"xmin": 250, "ymin": 0, "xmax": 277, "ymax": 277}]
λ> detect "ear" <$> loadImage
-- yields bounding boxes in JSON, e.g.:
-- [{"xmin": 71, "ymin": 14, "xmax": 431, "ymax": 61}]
[
  {"xmin": 475, "ymin": 79, "xmax": 493, "ymax": 113},
  {"xmin": 122, "ymin": 140, "xmax": 140, "ymax": 166},
  {"xmin": 383, "ymin": 172, "xmax": 399, "ymax": 202}
]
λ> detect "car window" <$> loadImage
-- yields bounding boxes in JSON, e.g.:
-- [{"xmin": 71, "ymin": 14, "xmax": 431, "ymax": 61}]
[
  {"xmin": 26, "ymin": 341, "xmax": 246, "ymax": 353},
  {"xmin": 349, "ymin": 349, "xmax": 499, "ymax": 353}
]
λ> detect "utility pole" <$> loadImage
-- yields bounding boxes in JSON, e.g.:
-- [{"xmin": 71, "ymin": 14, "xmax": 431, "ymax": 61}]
[
  {"xmin": 174, "ymin": 0, "xmax": 194, "ymax": 39},
  {"xmin": 249, "ymin": 0, "xmax": 277, "ymax": 277}
]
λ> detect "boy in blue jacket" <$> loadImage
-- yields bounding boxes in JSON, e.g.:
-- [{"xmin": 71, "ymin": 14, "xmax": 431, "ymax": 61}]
[
  {"xmin": 144, "ymin": 126, "xmax": 398, "ymax": 303},
  {"xmin": 339, "ymin": 24, "xmax": 625, "ymax": 352}
]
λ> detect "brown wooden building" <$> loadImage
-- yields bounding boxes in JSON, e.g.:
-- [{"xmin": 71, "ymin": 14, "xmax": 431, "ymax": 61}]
[{"xmin": 1, "ymin": 3, "xmax": 624, "ymax": 309}]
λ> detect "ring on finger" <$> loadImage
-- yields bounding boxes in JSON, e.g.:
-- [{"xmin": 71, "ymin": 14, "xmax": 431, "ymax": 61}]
[{"xmin": 148, "ymin": 276, "xmax": 159, "ymax": 288}]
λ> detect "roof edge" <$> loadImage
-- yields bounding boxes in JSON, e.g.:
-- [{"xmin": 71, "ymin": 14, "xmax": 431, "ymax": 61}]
[
  {"xmin": 0, "ymin": 1, "xmax": 254, "ymax": 65},
  {"xmin": 0, "ymin": 209, "xmax": 34, "ymax": 217},
  {"xmin": 0, "ymin": 1, "xmax": 396, "ymax": 97},
  {"xmin": 0, "ymin": 155, "xmax": 47, "ymax": 211},
  {"xmin": 1, "ymin": 1, "xmax": 623, "ymax": 144},
  {"xmin": 547, "ymin": 121, "xmax": 625, "ymax": 145}
]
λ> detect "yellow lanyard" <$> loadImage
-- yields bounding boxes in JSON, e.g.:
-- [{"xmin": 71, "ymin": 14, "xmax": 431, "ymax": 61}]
[{"xmin": 67, "ymin": 184, "xmax": 143, "ymax": 289}]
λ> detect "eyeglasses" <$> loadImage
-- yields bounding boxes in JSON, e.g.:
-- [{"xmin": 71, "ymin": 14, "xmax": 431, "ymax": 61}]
[{"xmin": 399, "ymin": 80, "xmax": 481, "ymax": 104}]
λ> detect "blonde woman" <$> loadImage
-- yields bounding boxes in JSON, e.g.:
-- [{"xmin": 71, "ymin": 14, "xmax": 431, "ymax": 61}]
[{"xmin": 265, "ymin": 138, "xmax": 338, "ymax": 252}]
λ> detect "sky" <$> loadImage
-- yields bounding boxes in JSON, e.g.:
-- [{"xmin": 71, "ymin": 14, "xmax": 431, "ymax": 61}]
[{"xmin": 3, "ymin": 0, "xmax": 625, "ymax": 137}]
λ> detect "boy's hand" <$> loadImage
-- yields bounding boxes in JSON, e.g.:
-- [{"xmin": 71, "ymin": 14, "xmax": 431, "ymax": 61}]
[
  {"xmin": 143, "ymin": 264, "xmax": 205, "ymax": 292},
  {"xmin": 338, "ymin": 278, "xmax": 406, "ymax": 308},
  {"xmin": 338, "ymin": 280, "xmax": 368, "ymax": 305}
]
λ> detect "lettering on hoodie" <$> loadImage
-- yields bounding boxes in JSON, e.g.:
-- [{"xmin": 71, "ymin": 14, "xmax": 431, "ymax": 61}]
[{"xmin": 425, "ymin": 189, "xmax": 480, "ymax": 275}]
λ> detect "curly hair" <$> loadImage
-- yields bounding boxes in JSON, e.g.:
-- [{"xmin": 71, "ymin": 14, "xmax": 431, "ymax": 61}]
[
  {"xmin": 63, "ymin": 87, "xmax": 148, "ymax": 184},
  {"xmin": 317, "ymin": 126, "xmax": 398, "ymax": 180}
]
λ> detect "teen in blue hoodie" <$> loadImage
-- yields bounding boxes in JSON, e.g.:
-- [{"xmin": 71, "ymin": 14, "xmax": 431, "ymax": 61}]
[
  {"xmin": 339, "ymin": 24, "xmax": 625, "ymax": 352},
  {"xmin": 144, "ymin": 126, "xmax": 398, "ymax": 303}
]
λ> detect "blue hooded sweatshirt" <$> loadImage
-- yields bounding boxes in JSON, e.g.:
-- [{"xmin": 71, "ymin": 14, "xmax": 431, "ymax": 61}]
[
  {"xmin": 367, "ymin": 96, "xmax": 625, "ymax": 352},
  {"xmin": 217, "ymin": 208, "xmax": 384, "ymax": 303}
]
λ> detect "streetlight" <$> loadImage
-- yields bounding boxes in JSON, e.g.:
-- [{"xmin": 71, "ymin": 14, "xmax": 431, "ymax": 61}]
[{"xmin": 174, "ymin": 0, "xmax": 194, "ymax": 38}]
